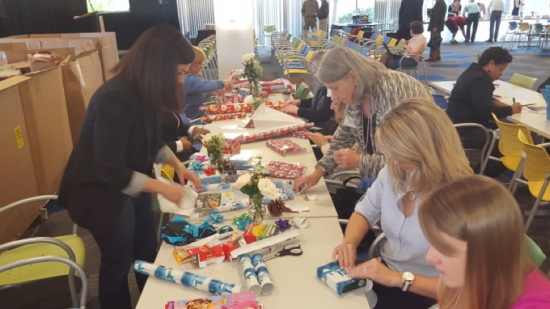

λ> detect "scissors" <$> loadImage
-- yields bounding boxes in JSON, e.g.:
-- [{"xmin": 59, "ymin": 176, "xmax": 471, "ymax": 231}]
[{"xmin": 264, "ymin": 244, "xmax": 303, "ymax": 261}]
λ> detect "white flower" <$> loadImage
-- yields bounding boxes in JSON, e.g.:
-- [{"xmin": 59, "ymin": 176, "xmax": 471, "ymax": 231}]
[
  {"xmin": 242, "ymin": 53, "xmax": 255, "ymax": 63},
  {"xmin": 233, "ymin": 174, "xmax": 252, "ymax": 190},
  {"xmin": 258, "ymin": 178, "xmax": 278, "ymax": 199}
]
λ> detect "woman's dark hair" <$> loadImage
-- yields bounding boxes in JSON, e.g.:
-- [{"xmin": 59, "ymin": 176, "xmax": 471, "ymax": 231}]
[
  {"xmin": 112, "ymin": 25, "xmax": 195, "ymax": 112},
  {"xmin": 410, "ymin": 21, "xmax": 424, "ymax": 34},
  {"xmin": 478, "ymin": 47, "xmax": 513, "ymax": 67}
]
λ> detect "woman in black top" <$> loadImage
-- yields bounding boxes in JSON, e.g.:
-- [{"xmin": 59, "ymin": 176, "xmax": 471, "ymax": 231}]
[
  {"xmin": 160, "ymin": 111, "xmax": 210, "ymax": 162},
  {"xmin": 282, "ymin": 51, "xmax": 333, "ymax": 128},
  {"xmin": 58, "ymin": 26, "xmax": 202, "ymax": 309},
  {"xmin": 446, "ymin": 47, "xmax": 522, "ymax": 177}
]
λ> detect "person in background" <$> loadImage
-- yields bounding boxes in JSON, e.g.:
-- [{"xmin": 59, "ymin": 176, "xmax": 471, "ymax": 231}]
[
  {"xmin": 419, "ymin": 175, "xmax": 550, "ymax": 309},
  {"xmin": 318, "ymin": 0, "xmax": 329, "ymax": 32},
  {"xmin": 512, "ymin": 0, "xmax": 525, "ymax": 16},
  {"xmin": 333, "ymin": 98, "xmax": 473, "ymax": 309},
  {"xmin": 397, "ymin": 0, "xmax": 424, "ymax": 40},
  {"xmin": 446, "ymin": 47, "xmax": 521, "ymax": 177},
  {"xmin": 293, "ymin": 47, "xmax": 430, "ymax": 193},
  {"xmin": 486, "ymin": 0, "xmax": 504, "ymax": 42},
  {"xmin": 463, "ymin": 0, "xmax": 481, "ymax": 42},
  {"xmin": 427, "ymin": 0, "xmax": 446, "ymax": 62},
  {"xmin": 282, "ymin": 51, "xmax": 333, "ymax": 128},
  {"xmin": 58, "ymin": 25, "xmax": 203, "ymax": 309},
  {"xmin": 448, "ymin": 0, "xmax": 467, "ymax": 44},
  {"xmin": 183, "ymin": 46, "xmax": 232, "ymax": 120},
  {"xmin": 380, "ymin": 21, "xmax": 426, "ymax": 70},
  {"xmin": 160, "ymin": 111, "xmax": 210, "ymax": 162},
  {"xmin": 301, "ymin": 0, "xmax": 319, "ymax": 31}
]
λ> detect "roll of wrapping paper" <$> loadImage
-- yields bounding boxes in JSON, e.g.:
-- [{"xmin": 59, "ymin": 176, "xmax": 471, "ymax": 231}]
[
  {"xmin": 264, "ymin": 101, "xmax": 284, "ymax": 111},
  {"xmin": 239, "ymin": 255, "xmax": 262, "ymax": 294},
  {"xmin": 292, "ymin": 131, "xmax": 309, "ymax": 139},
  {"xmin": 133, "ymin": 260, "xmax": 241, "ymax": 295},
  {"xmin": 200, "ymin": 103, "xmax": 253, "ymax": 114},
  {"xmin": 201, "ymin": 112, "xmax": 247, "ymax": 122},
  {"xmin": 251, "ymin": 254, "xmax": 275, "ymax": 295},
  {"xmin": 241, "ymin": 123, "xmax": 315, "ymax": 144},
  {"xmin": 200, "ymin": 181, "xmax": 293, "ymax": 192},
  {"xmin": 208, "ymin": 198, "xmax": 251, "ymax": 214}
]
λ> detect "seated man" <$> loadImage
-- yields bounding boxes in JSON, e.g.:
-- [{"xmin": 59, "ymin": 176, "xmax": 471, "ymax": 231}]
[{"xmin": 380, "ymin": 21, "xmax": 426, "ymax": 70}]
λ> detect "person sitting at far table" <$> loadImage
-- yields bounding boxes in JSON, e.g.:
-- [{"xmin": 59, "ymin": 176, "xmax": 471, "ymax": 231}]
[{"xmin": 380, "ymin": 21, "xmax": 426, "ymax": 70}]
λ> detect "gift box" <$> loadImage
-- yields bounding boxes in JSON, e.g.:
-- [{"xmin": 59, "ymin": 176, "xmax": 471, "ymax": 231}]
[
  {"xmin": 243, "ymin": 223, "xmax": 280, "ymax": 244},
  {"xmin": 192, "ymin": 169, "xmax": 222, "ymax": 187},
  {"xmin": 266, "ymin": 161, "xmax": 307, "ymax": 179},
  {"xmin": 223, "ymin": 241, "xmax": 238, "ymax": 262},
  {"xmin": 266, "ymin": 139, "xmax": 305, "ymax": 156},
  {"xmin": 186, "ymin": 244, "xmax": 226, "ymax": 268},
  {"xmin": 317, "ymin": 261, "xmax": 372, "ymax": 296},
  {"xmin": 229, "ymin": 151, "xmax": 257, "ymax": 170},
  {"xmin": 201, "ymin": 112, "xmax": 247, "ymax": 122},
  {"xmin": 222, "ymin": 133, "xmax": 244, "ymax": 155}
]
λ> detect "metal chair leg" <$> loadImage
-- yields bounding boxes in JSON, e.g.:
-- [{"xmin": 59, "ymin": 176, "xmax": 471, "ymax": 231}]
[{"xmin": 525, "ymin": 178, "xmax": 549, "ymax": 232}]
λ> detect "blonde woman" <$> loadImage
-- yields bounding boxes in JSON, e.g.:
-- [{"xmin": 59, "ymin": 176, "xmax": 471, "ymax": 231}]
[
  {"xmin": 183, "ymin": 46, "xmax": 233, "ymax": 120},
  {"xmin": 294, "ymin": 47, "xmax": 430, "ymax": 193},
  {"xmin": 333, "ymin": 98, "xmax": 473, "ymax": 309},
  {"xmin": 419, "ymin": 175, "xmax": 550, "ymax": 309}
]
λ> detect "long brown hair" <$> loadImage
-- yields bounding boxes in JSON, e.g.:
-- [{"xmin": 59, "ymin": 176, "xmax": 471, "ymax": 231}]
[
  {"xmin": 374, "ymin": 98, "xmax": 472, "ymax": 196},
  {"xmin": 112, "ymin": 25, "xmax": 194, "ymax": 112},
  {"xmin": 418, "ymin": 175, "xmax": 532, "ymax": 309}
]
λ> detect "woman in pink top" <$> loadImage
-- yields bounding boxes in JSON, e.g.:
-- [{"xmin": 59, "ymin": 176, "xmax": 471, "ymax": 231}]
[
  {"xmin": 418, "ymin": 175, "xmax": 550, "ymax": 309},
  {"xmin": 380, "ymin": 21, "xmax": 426, "ymax": 70}
]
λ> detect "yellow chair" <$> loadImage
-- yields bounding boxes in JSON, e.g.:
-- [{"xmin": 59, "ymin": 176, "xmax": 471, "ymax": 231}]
[
  {"xmin": 509, "ymin": 73, "xmax": 538, "ymax": 90},
  {"xmin": 161, "ymin": 164, "xmax": 175, "ymax": 182},
  {"xmin": 517, "ymin": 130, "xmax": 550, "ymax": 232},
  {"xmin": 485, "ymin": 113, "xmax": 533, "ymax": 187},
  {"xmin": 388, "ymin": 38, "xmax": 398, "ymax": 48},
  {"xmin": 0, "ymin": 195, "xmax": 86, "ymax": 308}
]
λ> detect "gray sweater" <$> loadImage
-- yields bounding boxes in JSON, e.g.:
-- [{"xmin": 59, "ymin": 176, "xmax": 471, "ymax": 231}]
[{"xmin": 315, "ymin": 70, "xmax": 429, "ymax": 178}]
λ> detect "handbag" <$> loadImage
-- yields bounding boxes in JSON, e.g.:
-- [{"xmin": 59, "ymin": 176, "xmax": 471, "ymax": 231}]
[{"xmin": 428, "ymin": 33, "xmax": 443, "ymax": 49}]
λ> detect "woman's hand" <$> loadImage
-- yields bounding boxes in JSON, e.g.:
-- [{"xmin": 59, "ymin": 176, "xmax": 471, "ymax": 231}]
[
  {"xmin": 161, "ymin": 183, "xmax": 184, "ymax": 204},
  {"xmin": 283, "ymin": 104, "xmax": 299, "ymax": 114},
  {"xmin": 333, "ymin": 149, "xmax": 360, "ymax": 169},
  {"xmin": 332, "ymin": 243, "xmax": 357, "ymax": 269},
  {"xmin": 348, "ymin": 258, "xmax": 402, "ymax": 288},
  {"xmin": 283, "ymin": 99, "xmax": 301, "ymax": 107},
  {"xmin": 192, "ymin": 127, "xmax": 210, "ymax": 141},
  {"xmin": 176, "ymin": 165, "xmax": 203, "ymax": 191},
  {"xmin": 179, "ymin": 137, "xmax": 193, "ymax": 152},
  {"xmin": 293, "ymin": 169, "xmax": 324, "ymax": 193},
  {"xmin": 511, "ymin": 102, "xmax": 522, "ymax": 114},
  {"xmin": 308, "ymin": 132, "xmax": 328, "ymax": 148},
  {"xmin": 223, "ymin": 79, "xmax": 233, "ymax": 91}
]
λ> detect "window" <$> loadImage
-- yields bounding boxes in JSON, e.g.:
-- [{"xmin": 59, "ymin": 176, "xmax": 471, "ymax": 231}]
[
  {"xmin": 333, "ymin": 0, "xmax": 375, "ymax": 23},
  {"xmin": 87, "ymin": 0, "xmax": 130, "ymax": 13}
]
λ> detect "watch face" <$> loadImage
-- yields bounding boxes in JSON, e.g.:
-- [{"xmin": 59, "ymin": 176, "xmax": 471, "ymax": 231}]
[{"xmin": 403, "ymin": 271, "xmax": 415, "ymax": 281}]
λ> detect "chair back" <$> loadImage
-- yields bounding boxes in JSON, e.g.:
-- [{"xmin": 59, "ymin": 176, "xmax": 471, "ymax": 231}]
[
  {"xmin": 344, "ymin": 40, "xmax": 352, "ymax": 47},
  {"xmin": 264, "ymin": 25, "xmax": 276, "ymax": 33},
  {"xmin": 533, "ymin": 23, "xmax": 544, "ymax": 34},
  {"xmin": 375, "ymin": 35, "xmax": 383, "ymax": 42},
  {"xmin": 518, "ymin": 130, "xmax": 550, "ymax": 182},
  {"xmin": 296, "ymin": 42, "xmax": 304, "ymax": 52},
  {"xmin": 305, "ymin": 50, "xmax": 315, "ymax": 62},
  {"xmin": 349, "ymin": 42, "xmax": 358, "ymax": 50},
  {"xmin": 509, "ymin": 21, "xmax": 518, "ymax": 30},
  {"xmin": 510, "ymin": 73, "xmax": 538, "ymax": 90},
  {"xmin": 518, "ymin": 22, "xmax": 531, "ymax": 32},
  {"xmin": 525, "ymin": 235, "xmax": 547, "ymax": 267},
  {"xmin": 492, "ymin": 113, "xmax": 533, "ymax": 157},
  {"xmin": 395, "ymin": 40, "xmax": 405, "ymax": 50},
  {"xmin": 381, "ymin": 36, "xmax": 391, "ymax": 44},
  {"xmin": 354, "ymin": 43, "xmax": 363, "ymax": 52},
  {"xmin": 388, "ymin": 38, "xmax": 397, "ymax": 47},
  {"xmin": 357, "ymin": 30, "xmax": 365, "ymax": 38},
  {"xmin": 360, "ymin": 47, "xmax": 369, "ymax": 56},
  {"xmin": 370, "ymin": 33, "xmax": 378, "ymax": 40},
  {"xmin": 292, "ymin": 37, "xmax": 300, "ymax": 48},
  {"xmin": 295, "ymin": 82, "xmax": 309, "ymax": 100},
  {"xmin": 337, "ymin": 36, "xmax": 346, "ymax": 46}
]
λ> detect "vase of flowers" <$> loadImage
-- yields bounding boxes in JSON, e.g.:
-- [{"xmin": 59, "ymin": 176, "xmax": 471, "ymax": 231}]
[
  {"xmin": 252, "ymin": 97, "xmax": 263, "ymax": 112},
  {"xmin": 202, "ymin": 134, "xmax": 226, "ymax": 175},
  {"xmin": 242, "ymin": 52, "xmax": 263, "ymax": 98},
  {"xmin": 233, "ymin": 172, "xmax": 278, "ymax": 224}
]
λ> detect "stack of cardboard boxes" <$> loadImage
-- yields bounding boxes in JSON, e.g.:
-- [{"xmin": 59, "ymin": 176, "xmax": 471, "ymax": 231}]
[{"xmin": 0, "ymin": 32, "xmax": 118, "ymax": 244}]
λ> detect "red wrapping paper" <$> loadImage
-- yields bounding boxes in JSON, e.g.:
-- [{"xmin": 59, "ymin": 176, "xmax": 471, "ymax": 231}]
[
  {"xmin": 200, "ymin": 103, "xmax": 253, "ymax": 114},
  {"xmin": 240, "ymin": 123, "xmax": 315, "ymax": 143},
  {"xmin": 266, "ymin": 161, "xmax": 307, "ymax": 179},
  {"xmin": 266, "ymin": 139, "xmax": 305, "ymax": 156},
  {"xmin": 201, "ymin": 112, "xmax": 247, "ymax": 122},
  {"xmin": 264, "ymin": 101, "xmax": 284, "ymax": 111}
]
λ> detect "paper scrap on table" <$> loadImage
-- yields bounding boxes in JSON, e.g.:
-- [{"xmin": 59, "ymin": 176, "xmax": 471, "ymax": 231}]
[
  {"xmin": 287, "ymin": 205, "xmax": 310, "ymax": 213},
  {"xmin": 305, "ymin": 194, "xmax": 318, "ymax": 201},
  {"xmin": 292, "ymin": 217, "xmax": 309, "ymax": 229}
]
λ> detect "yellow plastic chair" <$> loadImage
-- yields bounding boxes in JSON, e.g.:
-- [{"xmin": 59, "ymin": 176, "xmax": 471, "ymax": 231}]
[
  {"xmin": 484, "ymin": 113, "xmax": 533, "ymax": 187},
  {"xmin": 509, "ymin": 73, "xmax": 538, "ymax": 90},
  {"xmin": 0, "ymin": 195, "xmax": 86, "ymax": 308},
  {"xmin": 517, "ymin": 130, "xmax": 550, "ymax": 232},
  {"xmin": 388, "ymin": 38, "xmax": 398, "ymax": 48}
]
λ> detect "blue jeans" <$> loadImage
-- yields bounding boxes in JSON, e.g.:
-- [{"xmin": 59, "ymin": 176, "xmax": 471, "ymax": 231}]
[
  {"xmin": 91, "ymin": 193, "xmax": 158, "ymax": 309},
  {"xmin": 489, "ymin": 11, "xmax": 502, "ymax": 40}
]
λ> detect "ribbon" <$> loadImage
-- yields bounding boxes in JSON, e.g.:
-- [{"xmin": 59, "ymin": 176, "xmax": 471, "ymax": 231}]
[
  {"xmin": 233, "ymin": 213, "xmax": 252, "ymax": 231},
  {"xmin": 208, "ymin": 213, "xmax": 224, "ymax": 224},
  {"xmin": 204, "ymin": 167, "xmax": 216, "ymax": 176},
  {"xmin": 275, "ymin": 218, "xmax": 291, "ymax": 232},
  {"xmin": 189, "ymin": 161, "xmax": 204, "ymax": 171},
  {"xmin": 195, "ymin": 155, "xmax": 208, "ymax": 162}
]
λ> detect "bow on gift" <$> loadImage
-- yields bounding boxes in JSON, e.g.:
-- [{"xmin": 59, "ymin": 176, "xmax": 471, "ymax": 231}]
[
  {"xmin": 203, "ymin": 167, "xmax": 216, "ymax": 176},
  {"xmin": 233, "ymin": 213, "xmax": 252, "ymax": 231},
  {"xmin": 189, "ymin": 161, "xmax": 204, "ymax": 171},
  {"xmin": 195, "ymin": 155, "xmax": 208, "ymax": 162},
  {"xmin": 275, "ymin": 219, "xmax": 292, "ymax": 232},
  {"xmin": 208, "ymin": 213, "xmax": 224, "ymax": 224}
]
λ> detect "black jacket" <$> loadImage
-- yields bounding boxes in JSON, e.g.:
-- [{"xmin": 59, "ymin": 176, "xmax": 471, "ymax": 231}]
[
  {"xmin": 160, "ymin": 111, "xmax": 195, "ymax": 162},
  {"xmin": 296, "ymin": 84, "xmax": 333, "ymax": 128},
  {"xmin": 318, "ymin": 1, "xmax": 329, "ymax": 20},
  {"xmin": 428, "ymin": 0, "xmax": 447, "ymax": 32},
  {"xmin": 58, "ymin": 76, "xmax": 166, "ymax": 237},
  {"xmin": 399, "ymin": 0, "xmax": 423, "ymax": 29},
  {"xmin": 446, "ymin": 63, "xmax": 512, "ymax": 129}
]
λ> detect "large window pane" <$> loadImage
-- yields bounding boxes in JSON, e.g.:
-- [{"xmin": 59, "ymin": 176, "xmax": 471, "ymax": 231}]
[{"xmin": 87, "ymin": 0, "xmax": 130, "ymax": 13}]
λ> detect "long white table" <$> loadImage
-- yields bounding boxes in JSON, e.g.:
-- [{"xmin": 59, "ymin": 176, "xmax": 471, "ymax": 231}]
[
  {"xmin": 136, "ymin": 217, "xmax": 370, "ymax": 309},
  {"xmin": 430, "ymin": 80, "xmax": 550, "ymax": 138}
]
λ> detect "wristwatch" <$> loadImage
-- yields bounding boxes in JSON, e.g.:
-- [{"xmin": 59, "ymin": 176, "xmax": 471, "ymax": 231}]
[{"xmin": 401, "ymin": 271, "xmax": 415, "ymax": 292}]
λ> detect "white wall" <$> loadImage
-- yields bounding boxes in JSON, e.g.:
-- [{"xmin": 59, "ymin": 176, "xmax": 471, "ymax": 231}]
[{"xmin": 214, "ymin": 0, "xmax": 255, "ymax": 79}]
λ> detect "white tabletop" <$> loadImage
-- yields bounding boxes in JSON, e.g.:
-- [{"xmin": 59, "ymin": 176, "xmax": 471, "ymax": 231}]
[
  {"xmin": 136, "ymin": 217, "xmax": 371, "ymax": 309},
  {"xmin": 430, "ymin": 80, "xmax": 550, "ymax": 138}
]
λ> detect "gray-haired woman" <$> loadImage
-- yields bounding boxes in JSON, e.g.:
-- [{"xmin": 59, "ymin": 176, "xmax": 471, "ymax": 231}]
[{"xmin": 294, "ymin": 47, "xmax": 430, "ymax": 193}]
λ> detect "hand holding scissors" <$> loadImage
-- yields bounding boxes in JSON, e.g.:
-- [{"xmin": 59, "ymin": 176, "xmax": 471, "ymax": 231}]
[{"xmin": 264, "ymin": 244, "xmax": 303, "ymax": 261}]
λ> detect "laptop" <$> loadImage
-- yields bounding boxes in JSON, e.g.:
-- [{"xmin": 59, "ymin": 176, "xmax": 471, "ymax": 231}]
[{"xmin": 383, "ymin": 43, "xmax": 403, "ymax": 56}]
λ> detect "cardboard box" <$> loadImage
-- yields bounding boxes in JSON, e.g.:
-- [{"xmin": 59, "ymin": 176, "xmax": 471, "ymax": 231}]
[
  {"xmin": 18, "ymin": 67, "xmax": 73, "ymax": 195},
  {"xmin": 0, "ymin": 76, "xmax": 41, "ymax": 245},
  {"xmin": 4, "ymin": 32, "xmax": 119, "ymax": 81}
]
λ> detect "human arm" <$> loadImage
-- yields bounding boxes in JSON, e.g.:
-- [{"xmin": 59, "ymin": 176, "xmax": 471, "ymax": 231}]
[
  {"xmin": 314, "ymin": 118, "xmax": 359, "ymax": 177},
  {"xmin": 186, "ymin": 74, "xmax": 225, "ymax": 94},
  {"xmin": 308, "ymin": 132, "xmax": 330, "ymax": 148},
  {"xmin": 297, "ymin": 94, "xmax": 333, "ymax": 124},
  {"xmin": 468, "ymin": 80, "xmax": 512, "ymax": 120},
  {"xmin": 494, "ymin": 100, "xmax": 522, "ymax": 113}
]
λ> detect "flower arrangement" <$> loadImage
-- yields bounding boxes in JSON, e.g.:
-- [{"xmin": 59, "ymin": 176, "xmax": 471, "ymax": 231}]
[
  {"xmin": 202, "ymin": 134, "xmax": 227, "ymax": 174},
  {"xmin": 242, "ymin": 52, "xmax": 263, "ymax": 97},
  {"xmin": 252, "ymin": 97, "xmax": 264, "ymax": 112},
  {"xmin": 233, "ymin": 172, "xmax": 278, "ymax": 223}
]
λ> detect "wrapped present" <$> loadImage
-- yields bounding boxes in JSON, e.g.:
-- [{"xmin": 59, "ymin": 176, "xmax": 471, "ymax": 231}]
[
  {"xmin": 200, "ymin": 103, "xmax": 253, "ymax": 114},
  {"xmin": 266, "ymin": 139, "xmax": 305, "ymax": 156},
  {"xmin": 196, "ymin": 192, "xmax": 239, "ymax": 210},
  {"xmin": 264, "ymin": 101, "xmax": 284, "ymax": 111},
  {"xmin": 221, "ymin": 133, "xmax": 243, "ymax": 155},
  {"xmin": 292, "ymin": 131, "xmax": 310, "ymax": 139},
  {"xmin": 185, "ymin": 244, "xmax": 226, "ymax": 268},
  {"xmin": 266, "ymin": 161, "xmax": 307, "ymax": 179},
  {"xmin": 317, "ymin": 261, "xmax": 372, "ymax": 296},
  {"xmin": 201, "ymin": 112, "xmax": 247, "ymax": 122},
  {"xmin": 239, "ymin": 123, "xmax": 315, "ymax": 144},
  {"xmin": 193, "ymin": 169, "xmax": 222, "ymax": 186}
]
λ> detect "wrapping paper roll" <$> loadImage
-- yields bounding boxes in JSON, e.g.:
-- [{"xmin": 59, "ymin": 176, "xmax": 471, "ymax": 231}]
[
  {"xmin": 262, "ymin": 188, "xmax": 295, "ymax": 204},
  {"xmin": 251, "ymin": 254, "xmax": 275, "ymax": 295},
  {"xmin": 264, "ymin": 101, "xmax": 284, "ymax": 111},
  {"xmin": 200, "ymin": 103, "xmax": 252, "ymax": 114},
  {"xmin": 208, "ymin": 198, "xmax": 251, "ymax": 214},
  {"xmin": 200, "ymin": 181, "xmax": 293, "ymax": 193},
  {"xmin": 133, "ymin": 260, "xmax": 241, "ymax": 295},
  {"xmin": 201, "ymin": 112, "xmax": 247, "ymax": 122},
  {"xmin": 239, "ymin": 255, "xmax": 262, "ymax": 294},
  {"xmin": 241, "ymin": 123, "xmax": 315, "ymax": 144}
]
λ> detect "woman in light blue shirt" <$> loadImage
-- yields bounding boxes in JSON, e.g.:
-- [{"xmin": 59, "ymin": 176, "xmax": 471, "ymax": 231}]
[
  {"xmin": 183, "ymin": 46, "xmax": 232, "ymax": 120},
  {"xmin": 332, "ymin": 98, "xmax": 473, "ymax": 309}
]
